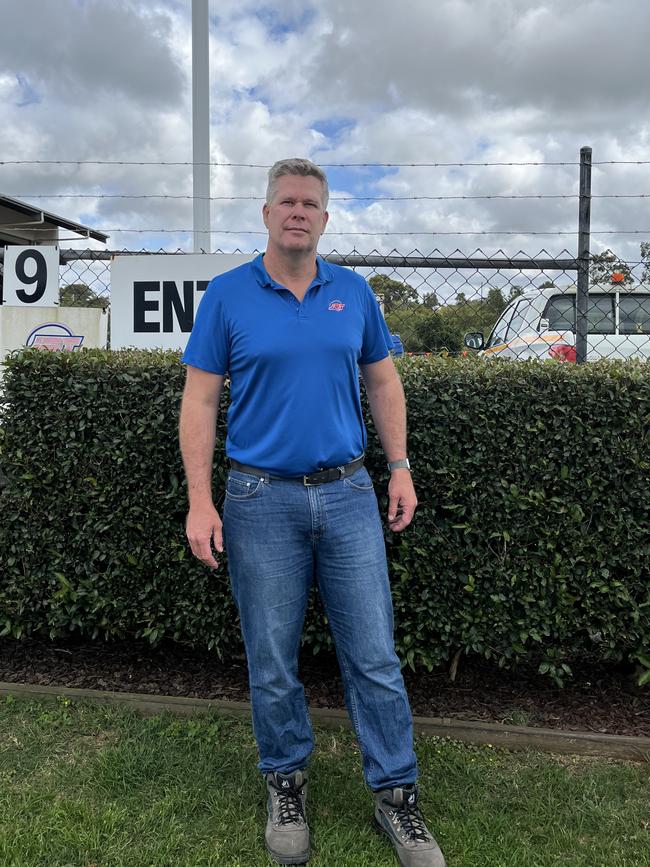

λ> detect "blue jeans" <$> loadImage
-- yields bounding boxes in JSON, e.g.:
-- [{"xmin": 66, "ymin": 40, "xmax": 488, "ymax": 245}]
[{"xmin": 222, "ymin": 464, "xmax": 417, "ymax": 791}]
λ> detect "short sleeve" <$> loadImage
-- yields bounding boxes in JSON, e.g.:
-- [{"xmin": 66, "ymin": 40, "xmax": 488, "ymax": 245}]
[
  {"xmin": 359, "ymin": 280, "xmax": 393, "ymax": 365},
  {"xmin": 182, "ymin": 278, "xmax": 230, "ymax": 374}
]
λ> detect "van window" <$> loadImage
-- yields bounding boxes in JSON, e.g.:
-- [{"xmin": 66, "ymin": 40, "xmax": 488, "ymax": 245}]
[
  {"xmin": 505, "ymin": 299, "xmax": 534, "ymax": 338},
  {"xmin": 619, "ymin": 295, "xmax": 650, "ymax": 334},
  {"xmin": 486, "ymin": 302, "xmax": 516, "ymax": 347},
  {"xmin": 587, "ymin": 296, "xmax": 615, "ymax": 334},
  {"xmin": 544, "ymin": 294, "xmax": 615, "ymax": 334},
  {"xmin": 546, "ymin": 295, "xmax": 574, "ymax": 331}
]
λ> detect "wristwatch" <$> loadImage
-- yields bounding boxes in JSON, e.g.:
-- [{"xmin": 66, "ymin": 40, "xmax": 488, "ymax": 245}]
[{"xmin": 387, "ymin": 458, "xmax": 411, "ymax": 472}]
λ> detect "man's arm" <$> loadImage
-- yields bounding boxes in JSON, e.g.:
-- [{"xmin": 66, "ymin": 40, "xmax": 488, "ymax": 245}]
[
  {"xmin": 179, "ymin": 365, "xmax": 225, "ymax": 568},
  {"xmin": 360, "ymin": 356, "xmax": 417, "ymax": 532}
]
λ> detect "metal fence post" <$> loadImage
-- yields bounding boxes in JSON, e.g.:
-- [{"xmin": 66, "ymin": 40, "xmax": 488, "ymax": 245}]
[
  {"xmin": 192, "ymin": 0, "xmax": 211, "ymax": 253},
  {"xmin": 576, "ymin": 146, "xmax": 592, "ymax": 363}
]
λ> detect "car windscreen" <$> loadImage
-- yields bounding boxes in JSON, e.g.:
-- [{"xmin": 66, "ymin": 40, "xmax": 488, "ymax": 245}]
[
  {"xmin": 503, "ymin": 298, "xmax": 535, "ymax": 339},
  {"xmin": 485, "ymin": 301, "xmax": 517, "ymax": 347}
]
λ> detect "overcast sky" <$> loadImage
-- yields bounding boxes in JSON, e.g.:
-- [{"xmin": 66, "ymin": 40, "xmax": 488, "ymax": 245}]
[{"xmin": 1, "ymin": 0, "xmax": 649, "ymax": 265}]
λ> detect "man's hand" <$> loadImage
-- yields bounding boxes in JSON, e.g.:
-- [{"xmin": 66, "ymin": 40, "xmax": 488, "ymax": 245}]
[
  {"xmin": 387, "ymin": 469, "xmax": 418, "ymax": 532},
  {"xmin": 186, "ymin": 503, "xmax": 223, "ymax": 569}
]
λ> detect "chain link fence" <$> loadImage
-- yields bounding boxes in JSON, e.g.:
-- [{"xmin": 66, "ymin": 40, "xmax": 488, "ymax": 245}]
[
  {"xmin": 48, "ymin": 246, "xmax": 650, "ymax": 362},
  {"xmin": 3, "ymin": 146, "xmax": 650, "ymax": 362}
]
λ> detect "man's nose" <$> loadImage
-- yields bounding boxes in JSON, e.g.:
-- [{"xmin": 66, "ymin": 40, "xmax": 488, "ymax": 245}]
[{"xmin": 289, "ymin": 203, "xmax": 307, "ymax": 218}]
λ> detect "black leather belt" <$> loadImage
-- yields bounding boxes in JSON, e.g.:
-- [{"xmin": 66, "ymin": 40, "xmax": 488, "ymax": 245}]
[{"xmin": 230, "ymin": 455, "xmax": 365, "ymax": 486}]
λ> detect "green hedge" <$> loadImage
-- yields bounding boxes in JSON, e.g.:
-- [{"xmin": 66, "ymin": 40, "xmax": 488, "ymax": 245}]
[{"xmin": 1, "ymin": 349, "xmax": 649, "ymax": 683}]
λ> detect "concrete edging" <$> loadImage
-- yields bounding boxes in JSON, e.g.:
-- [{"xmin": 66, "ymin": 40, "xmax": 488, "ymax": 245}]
[{"xmin": 1, "ymin": 680, "xmax": 648, "ymax": 762}]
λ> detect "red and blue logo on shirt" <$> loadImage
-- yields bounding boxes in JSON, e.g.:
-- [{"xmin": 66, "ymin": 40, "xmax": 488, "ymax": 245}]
[{"xmin": 328, "ymin": 300, "xmax": 345, "ymax": 311}]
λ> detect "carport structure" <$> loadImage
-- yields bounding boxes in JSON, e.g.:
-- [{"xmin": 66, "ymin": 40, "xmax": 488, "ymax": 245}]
[{"xmin": 0, "ymin": 193, "xmax": 108, "ymax": 246}]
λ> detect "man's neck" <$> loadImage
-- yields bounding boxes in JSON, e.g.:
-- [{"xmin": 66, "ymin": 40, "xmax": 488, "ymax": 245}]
[{"xmin": 263, "ymin": 248, "xmax": 318, "ymax": 287}]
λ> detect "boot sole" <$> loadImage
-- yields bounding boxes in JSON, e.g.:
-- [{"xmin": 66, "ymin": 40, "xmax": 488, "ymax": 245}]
[{"xmin": 266, "ymin": 844, "xmax": 310, "ymax": 865}]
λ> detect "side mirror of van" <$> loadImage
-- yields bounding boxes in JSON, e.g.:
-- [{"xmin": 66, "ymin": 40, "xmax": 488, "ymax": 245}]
[
  {"xmin": 464, "ymin": 332, "xmax": 484, "ymax": 350},
  {"xmin": 538, "ymin": 318, "xmax": 550, "ymax": 333}
]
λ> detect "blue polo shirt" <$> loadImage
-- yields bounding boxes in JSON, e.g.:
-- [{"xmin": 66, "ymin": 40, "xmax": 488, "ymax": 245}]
[{"xmin": 182, "ymin": 254, "xmax": 392, "ymax": 476}]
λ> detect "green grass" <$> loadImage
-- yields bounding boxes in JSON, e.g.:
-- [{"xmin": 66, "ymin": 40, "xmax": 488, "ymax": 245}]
[{"xmin": 0, "ymin": 696, "xmax": 648, "ymax": 866}]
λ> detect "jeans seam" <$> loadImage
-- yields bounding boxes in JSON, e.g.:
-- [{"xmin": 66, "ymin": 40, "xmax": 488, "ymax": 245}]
[
  {"xmin": 307, "ymin": 485, "xmax": 325, "ymax": 542},
  {"xmin": 317, "ymin": 590, "xmax": 375, "ymax": 779}
]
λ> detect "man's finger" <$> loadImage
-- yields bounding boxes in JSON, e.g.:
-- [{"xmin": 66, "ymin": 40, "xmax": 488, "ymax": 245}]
[
  {"xmin": 389, "ymin": 503, "xmax": 416, "ymax": 532},
  {"xmin": 213, "ymin": 522, "xmax": 224, "ymax": 554},
  {"xmin": 188, "ymin": 532, "xmax": 219, "ymax": 569},
  {"xmin": 195, "ymin": 540, "xmax": 219, "ymax": 569}
]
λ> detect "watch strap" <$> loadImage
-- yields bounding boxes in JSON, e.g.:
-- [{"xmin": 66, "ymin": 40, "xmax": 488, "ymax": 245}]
[{"xmin": 387, "ymin": 458, "xmax": 411, "ymax": 472}]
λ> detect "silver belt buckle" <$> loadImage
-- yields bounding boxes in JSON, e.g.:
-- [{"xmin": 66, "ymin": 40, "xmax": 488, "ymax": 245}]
[{"xmin": 304, "ymin": 465, "xmax": 328, "ymax": 486}]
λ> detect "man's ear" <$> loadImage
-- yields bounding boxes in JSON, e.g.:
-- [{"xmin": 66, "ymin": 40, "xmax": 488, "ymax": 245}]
[
  {"xmin": 262, "ymin": 203, "xmax": 270, "ymax": 228},
  {"xmin": 321, "ymin": 210, "xmax": 329, "ymax": 235}
]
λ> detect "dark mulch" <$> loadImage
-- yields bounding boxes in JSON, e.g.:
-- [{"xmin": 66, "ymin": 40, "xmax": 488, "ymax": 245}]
[{"xmin": 0, "ymin": 637, "xmax": 648, "ymax": 738}]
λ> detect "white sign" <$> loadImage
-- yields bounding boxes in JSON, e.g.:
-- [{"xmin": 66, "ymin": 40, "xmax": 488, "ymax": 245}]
[
  {"xmin": 2, "ymin": 245, "xmax": 59, "ymax": 307},
  {"xmin": 0, "ymin": 306, "xmax": 108, "ymax": 372},
  {"xmin": 110, "ymin": 254, "xmax": 254, "ymax": 349}
]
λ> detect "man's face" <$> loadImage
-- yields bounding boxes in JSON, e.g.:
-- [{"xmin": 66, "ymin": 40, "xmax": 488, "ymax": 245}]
[{"xmin": 263, "ymin": 175, "xmax": 329, "ymax": 256}]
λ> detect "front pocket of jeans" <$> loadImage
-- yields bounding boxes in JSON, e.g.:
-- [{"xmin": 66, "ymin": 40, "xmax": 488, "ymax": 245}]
[
  {"xmin": 225, "ymin": 475, "xmax": 265, "ymax": 500},
  {"xmin": 343, "ymin": 470, "xmax": 374, "ymax": 492}
]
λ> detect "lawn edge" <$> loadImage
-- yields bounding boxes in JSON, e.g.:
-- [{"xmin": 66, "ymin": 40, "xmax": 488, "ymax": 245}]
[{"xmin": 1, "ymin": 680, "xmax": 648, "ymax": 762}]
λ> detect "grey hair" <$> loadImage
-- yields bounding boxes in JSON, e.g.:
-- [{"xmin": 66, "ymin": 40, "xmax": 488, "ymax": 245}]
[{"xmin": 266, "ymin": 158, "xmax": 329, "ymax": 210}]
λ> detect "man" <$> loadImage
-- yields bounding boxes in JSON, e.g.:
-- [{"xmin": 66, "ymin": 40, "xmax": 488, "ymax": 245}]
[{"xmin": 179, "ymin": 158, "xmax": 446, "ymax": 867}]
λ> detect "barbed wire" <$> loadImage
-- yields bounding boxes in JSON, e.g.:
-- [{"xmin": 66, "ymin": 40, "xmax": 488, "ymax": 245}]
[
  {"xmin": 24, "ymin": 227, "xmax": 650, "ymax": 236},
  {"xmin": 3, "ymin": 159, "xmax": 650, "ymax": 168},
  {"xmin": 2, "ymin": 159, "xmax": 576, "ymax": 167},
  {"xmin": 10, "ymin": 193, "xmax": 650, "ymax": 202}
]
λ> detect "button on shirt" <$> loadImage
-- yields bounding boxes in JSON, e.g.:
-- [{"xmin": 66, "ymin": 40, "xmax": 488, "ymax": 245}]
[{"xmin": 182, "ymin": 254, "xmax": 392, "ymax": 476}]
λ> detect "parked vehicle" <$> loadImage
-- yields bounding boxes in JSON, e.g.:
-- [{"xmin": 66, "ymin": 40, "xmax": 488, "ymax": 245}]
[
  {"xmin": 390, "ymin": 333, "xmax": 405, "ymax": 357},
  {"xmin": 464, "ymin": 282, "xmax": 650, "ymax": 361}
]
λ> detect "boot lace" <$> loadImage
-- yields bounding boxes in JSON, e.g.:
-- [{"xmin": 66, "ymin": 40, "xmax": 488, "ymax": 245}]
[
  {"xmin": 393, "ymin": 799, "xmax": 430, "ymax": 843},
  {"xmin": 274, "ymin": 784, "xmax": 305, "ymax": 826}
]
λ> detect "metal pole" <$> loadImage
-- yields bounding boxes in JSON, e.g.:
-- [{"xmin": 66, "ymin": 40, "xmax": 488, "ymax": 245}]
[
  {"xmin": 576, "ymin": 146, "xmax": 592, "ymax": 363},
  {"xmin": 192, "ymin": 0, "xmax": 211, "ymax": 253}
]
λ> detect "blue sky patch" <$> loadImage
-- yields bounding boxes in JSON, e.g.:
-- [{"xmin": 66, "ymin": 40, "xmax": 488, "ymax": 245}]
[
  {"xmin": 472, "ymin": 136, "xmax": 491, "ymax": 156},
  {"xmin": 236, "ymin": 85, "xmax": 270, "ymax": 108},
  {"xmin": 254, "ymin": 5, "xmax": 317, "ymax": 41},
  {"xmin": 312, "ymin": 117, "xmax": 356, "ymax": 141},
  {"xmin": 77, "ymin": 211, "xmax": 99, "ymax": 229},
  {"xmin": 320, "ymin": 164, "xmax": 399, "ymax": 210},
  {"xmin": 15, "ymin": 74, "xmax": 41, "ymax": 108}
]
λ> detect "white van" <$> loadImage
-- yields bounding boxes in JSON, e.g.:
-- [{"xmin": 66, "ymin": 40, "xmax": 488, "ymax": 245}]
[{"xmin": 464, "ymin": 283, "xmax": 650, "ymax": 361}]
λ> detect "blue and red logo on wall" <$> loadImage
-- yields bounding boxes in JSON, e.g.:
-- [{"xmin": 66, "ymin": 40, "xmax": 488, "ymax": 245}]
[{"xmin": 25, "ymin": 322, "xmax": 84, "ymax": 352}]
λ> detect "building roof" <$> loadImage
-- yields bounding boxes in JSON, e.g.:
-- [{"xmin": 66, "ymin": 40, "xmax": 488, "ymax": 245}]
[{"xmin": 0, "ymin": 194, "xmax": 108, "ymax": 245}]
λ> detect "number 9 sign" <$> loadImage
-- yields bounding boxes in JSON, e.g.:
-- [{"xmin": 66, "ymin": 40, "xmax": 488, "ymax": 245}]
[{"xmin": 2, "ymin": 246, "xmax": 59, "ymax": 307}]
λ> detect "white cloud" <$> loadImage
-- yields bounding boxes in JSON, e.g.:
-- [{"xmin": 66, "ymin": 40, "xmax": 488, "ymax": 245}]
[{"xmin": 0, "ymin": 0, "xmax": 648, "ymax": 265}]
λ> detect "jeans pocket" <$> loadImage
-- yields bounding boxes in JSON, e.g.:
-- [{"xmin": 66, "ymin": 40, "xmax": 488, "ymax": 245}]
[
  {"xmin": 343, "ymin": 467, "xmax": 374, "ymax": 492},
  {"xmin": 225, "ymin": 472, "xmax": 265, "ymax": 500}
]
